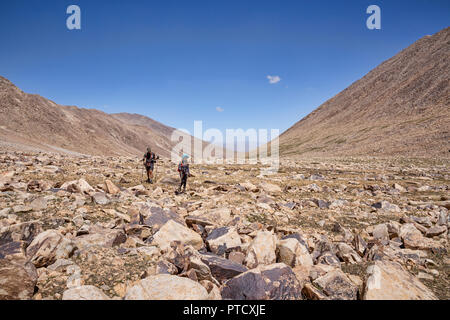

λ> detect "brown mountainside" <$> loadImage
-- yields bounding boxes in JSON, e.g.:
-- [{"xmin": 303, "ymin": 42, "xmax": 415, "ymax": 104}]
[
  {"xmin": 0, "ymin": 77, "xmax": 184, "ymax": 158},
  {"xmin": 279, "ymin": 27, "xmax": 450, "ymax": 158}
]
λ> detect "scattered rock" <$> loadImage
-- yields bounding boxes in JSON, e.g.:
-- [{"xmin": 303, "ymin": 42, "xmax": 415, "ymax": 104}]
[
  {"xmin": 26, "ymin": 230, "xmax": 76, "ymax": 267},
  {"xmin": 75, "ymin": 226, "xmax": 126, "ymax": 249},
  {"xmin": 277, "ymin": 238, "xmax": 313, "ymax": 270},
  {"xmin": 61, "ymin": 179, "xmax": 94, "ymax": 194},
  {"xmin": 363, "ymin": 260, "xmax": 437, "ymax": 300},
  {"xmin": 92, "ymin": 192, "xmax": 110, "ymax": 205},
  {"xmin": 206, "ymin": 227, "xmax": 242, "ymax": 255},
  {"xmin": 124, "ymin": 274, "xmax": 209, "ymax": 300},
  {"xmin": 244, "ymin": 230, "xmax": 277, "ymax": 269},
  {"xmin": 372, "ymin": 201, "xmax": 400, "ymax": 212},
  {"xmin": 200, "ymin": 253, "xmax": 248, "ymax": 283},
  {"xmin": 221, "ymin": 263, "xmax": 302, "ymax": 300},
  {"xmin": 152, "ymin": 220, "xmax": 204, "ymax": 250},
  {"xmin": 313, "ymin": 270, "xmax": 358, "ymax": 300},
  {"xmin": 62, "ymin": 285, "xmax": 110, "ymax": 300},
  {"xmin": 425, "ymin": 225, "xmax": 447, "ymax": 238},
  {"xmin": 0, "ymin": 259, "xmax": 37, "ymax": 300},
  {"xmin": 104, "ymin": 180, "xmax": 121, "ymax": 194},
  {"xmin": 260, "ymin": 182, "xmax": 282, "ymax": 193}
]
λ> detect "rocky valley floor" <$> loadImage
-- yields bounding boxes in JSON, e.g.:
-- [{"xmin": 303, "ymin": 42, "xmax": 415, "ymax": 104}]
[{"xmin": 0, "ymin": 151, "xmax": 449, "ymax": 300}]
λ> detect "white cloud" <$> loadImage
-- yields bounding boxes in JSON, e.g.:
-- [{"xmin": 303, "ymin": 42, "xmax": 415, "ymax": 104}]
[
  {"xmin": 216, "ymin": 106, "xmax": 224, "ymax": 112},
  {"xmin": 267, "ymin": 75, "xmax": 281, "ymax": 84}
]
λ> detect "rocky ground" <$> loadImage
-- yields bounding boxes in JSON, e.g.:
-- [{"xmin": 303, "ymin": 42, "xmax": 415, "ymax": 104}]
[{"xmin": 0, "ymin": 151, "xmax": 449, "ymax": 300}]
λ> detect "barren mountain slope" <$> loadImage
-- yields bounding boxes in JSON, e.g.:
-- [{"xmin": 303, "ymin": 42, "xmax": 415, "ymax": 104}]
[
  {"xmin": 279, "ymin": 27, "xmax": 450, "ymax": 158},
  {"xmin": 0, "ymin": 77, "xmax": 186, "ymax": 158},
  {"xmin": 111, "ymin": 113, "xmax": 175, "ymax": 137}
]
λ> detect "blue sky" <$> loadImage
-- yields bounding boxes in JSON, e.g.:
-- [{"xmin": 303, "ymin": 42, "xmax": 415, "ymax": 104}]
[{"xmin": 0, "ymin": 0, "xmax": 449, "ymax": 143}]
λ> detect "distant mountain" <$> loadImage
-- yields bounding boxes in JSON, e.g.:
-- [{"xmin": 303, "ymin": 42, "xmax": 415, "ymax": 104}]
[
  {"xmin": 111, "ymin": 113, "xmax": 175, "ymax": 138},
  {"xmin": 278, "ymin": 27, "xmax": 450, "ymax": 158},
  {"xmin": 0, "ymin": 76, "xmax": 189, "ymax": 158}
]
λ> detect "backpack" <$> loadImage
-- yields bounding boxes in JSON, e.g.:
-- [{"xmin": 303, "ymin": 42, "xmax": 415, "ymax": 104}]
[
  {"xmin": 178, "ymin": 162, "xmax": 189, "ymax": 175},
  {"xmin": 144, "ymin": 152, "xmax": 156, "ymax": 166}
]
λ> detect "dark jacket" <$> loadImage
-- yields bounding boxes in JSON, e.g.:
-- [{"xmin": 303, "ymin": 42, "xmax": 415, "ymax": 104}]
[{"xmin": 143, "ymin": 152, "xmax": 157, "ymax": 167}]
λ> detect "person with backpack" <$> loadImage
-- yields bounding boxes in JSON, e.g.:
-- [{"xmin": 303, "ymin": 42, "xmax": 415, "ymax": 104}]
[
  {"xmin": 177, "ymin": 154, "xmax": 190, "ymax": 193},
  {"xmin": 142, "ymin": 147, "xmax": 159, "ymax": 183}
]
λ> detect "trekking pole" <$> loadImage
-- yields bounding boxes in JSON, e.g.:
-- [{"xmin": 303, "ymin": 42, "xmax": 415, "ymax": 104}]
[{"xmin": 140, "ymin": 160, "xmax": 144, "ymax": 183}]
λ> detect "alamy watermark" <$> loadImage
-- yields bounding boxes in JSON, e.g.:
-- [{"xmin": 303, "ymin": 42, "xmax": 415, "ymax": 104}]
[
  {"xmin": 366, "ymin": 5, "xmax": 381, "ymax": 30},
  {"xmin": 171, "ymin": 121, "xmax": 280, "ymax": 175},
  {"xmin": 66, "ymin": 5, "xmax": 381, "ymax": 31},
  {"xmin": 66, "ymin": 5, "xmax": 81, "ymax": 30}
]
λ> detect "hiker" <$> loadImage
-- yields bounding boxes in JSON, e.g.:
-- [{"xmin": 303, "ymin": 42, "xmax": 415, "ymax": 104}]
[
  {"xmin": 177, "ymin": 154, "xmax": 190, "ymax": 193},
  {"xmin": 142, "ymin": 147, "xmax": 159, "ymax": 183}
]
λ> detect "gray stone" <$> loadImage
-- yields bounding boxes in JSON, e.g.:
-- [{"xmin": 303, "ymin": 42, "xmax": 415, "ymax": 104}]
[
  {"xmin": 142, "ymin": 205, "xmax": 186, "ymax": 232},
  {"xmin": 221, "ymin": 263, "xmax": 302, "ymax": 300},
  {"xmin": 92, "ymin": 192, "xmax": 110, "ymax": 205},
  {"xmin": 200, "ymin": 253, "xmax": 248, "ymax": 283},
  {"xmin": 372, "ymin": 201, "xmax": 400, "ymax": 212},
  {"xmin": 313, "ymin": 270, "xmax": 358, "ymax": 300}
]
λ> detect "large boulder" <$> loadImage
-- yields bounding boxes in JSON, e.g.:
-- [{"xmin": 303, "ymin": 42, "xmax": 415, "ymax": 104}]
[
  {"xmin": 220, "ymin": 263, "xmax": 302, "ymax": 300},
  {"xmin": 277, "ymin": 238, "xmax": 313, "ymax": 270},
  {"xmin": 142, "ymin": 205, "xmax": 186, "ymax": 232},
  {"xmin": 62, "ymin": 285, "xmax": 110, "ymax": 300},
  {"xmin": 124, "ymin": 274, "xmax": 209, "ymax": 300},
  {"xmin": 152, "ymin": 220, "xmax": 204, "ymax": 250},
  {"xmin": 363, "ymin": 260, "xmax": 438, "ymax": 300},
  {"xmin": 200, "ymin": 253, "xmax": 248, "ymax": 283},
  {"xmin": 104, "ymin": 180, "xmax": 121, "ymax": 195},
  {"xmin": 335, "ymin": 242, "xmax": 362, "ymax": 264},
  {"xmin": 313, "ymin": 270, "xmax": 358, "ymax": 300},
  {"xmin": 0, "ymin": 241, "xmax": 27, "ymax": 260},
  {"xmin": 75, "ymin": 226, "xmax": 126, "ymax": 249},
  {"xmin": 26, "ymin": 230, "xmax": 76, "ymax": 267},
  {"xmin": 206, "ymin": 227, "xmax": 242, "ymax": 255},
  {"xmin": 61, "ymin": 179, "xmax": 94, "ymax": 194},
  {"xmin": 399, "ymin": 223, "xmax": 443, "ymax": 252},
  {"xmin": 206, "ymin": 208, "xmax": 233, "ymax": 225},
  {"xmin": 0, "ymin": 220, "xmax": 43, "ymax": 246},
  {"xmin": 244, "ymin": 231, "xmax": 277, "ymax": 268},
  {"xmin": 188, "ymin": 207, "xmax": 233, "ymax": 226},
  {"xmin": 0, "ymin": 259, "xmax": 37, "ymax": 300}
]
